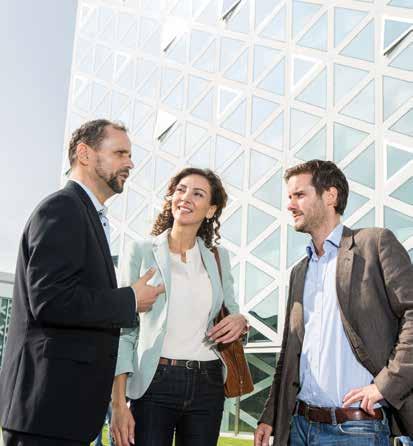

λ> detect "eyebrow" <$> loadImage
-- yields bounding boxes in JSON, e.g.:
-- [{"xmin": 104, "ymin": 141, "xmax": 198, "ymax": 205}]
[{"xmin": 178, "ymin": 185, "xmax": 208, "ymax": 194}]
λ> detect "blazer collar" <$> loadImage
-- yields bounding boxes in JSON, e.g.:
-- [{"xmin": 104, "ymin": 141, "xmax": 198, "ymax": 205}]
[
  {"xmin": 64, "ymin": 180, "xmax": 117, "ymax": 287},
  {"xmin": 336, "ymin": 225, "xmax": 355, "ymax": 317}
]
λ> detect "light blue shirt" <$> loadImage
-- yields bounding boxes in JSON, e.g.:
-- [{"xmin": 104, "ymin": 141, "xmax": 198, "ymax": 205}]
[
  {"xmin": 297, "ymin": 223, "xmax": 375, "ymax": 407},
  {"xmin": 70, "ymin": 180, "xmax": 110, "ymax": 245}
]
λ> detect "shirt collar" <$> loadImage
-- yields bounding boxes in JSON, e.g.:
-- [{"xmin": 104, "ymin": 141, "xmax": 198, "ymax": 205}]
[
  {"xmin": 70, "ymin": 179, "xmax": 108, "ymax": 216},
  {"xmin": 306, "ymin": 223, "xmax": 344, "ymax": 259}
]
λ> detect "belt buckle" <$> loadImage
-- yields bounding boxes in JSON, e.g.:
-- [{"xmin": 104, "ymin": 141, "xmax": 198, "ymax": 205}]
[{"xmin": 185, "ymin": 360, "xmax": 200, "ymax": 369}]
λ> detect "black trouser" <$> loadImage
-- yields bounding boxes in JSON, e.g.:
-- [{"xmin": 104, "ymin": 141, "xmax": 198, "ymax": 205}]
[
  {"xmin": 2, "ymin": 429, "xmax": 88, "ymax": 446},
  {"xmin": 130, "ymin": 361, "xmax": 225, "ymax": 446}
]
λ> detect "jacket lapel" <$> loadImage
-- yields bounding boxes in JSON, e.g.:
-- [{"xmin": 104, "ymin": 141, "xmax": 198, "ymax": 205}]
[
  {"xmin": 336, "ymin": 226, "xmax": 355, "ymax": 318},
  {"xmin": 291, "ymin": 258, "xmax": 309, "ymax": 345},
  {"xmin": 152, "ymin": 231, "xmax": 172, "ymax": 299},
  {"xmin": 65, "ymin": 181, "xmax": 117, "ymax": 288}
]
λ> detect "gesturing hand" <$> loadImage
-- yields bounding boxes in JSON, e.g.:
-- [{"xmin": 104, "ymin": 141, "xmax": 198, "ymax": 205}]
[
  {"xmin": 342, "ymin": 383, "xmax": 383, "ymax": 416},
  {"xmin": 207, "ymin": 314, "xmax": 248, "ymax": 344},
  {"xmin": 131, "ymin": 268, "xmax": 165, "ymax": 313}
]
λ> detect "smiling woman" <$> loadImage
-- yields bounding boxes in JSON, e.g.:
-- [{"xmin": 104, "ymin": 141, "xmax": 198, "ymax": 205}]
[{"xmin": 111, "ymin": 167, "xmax": 249, "ymax": 446}]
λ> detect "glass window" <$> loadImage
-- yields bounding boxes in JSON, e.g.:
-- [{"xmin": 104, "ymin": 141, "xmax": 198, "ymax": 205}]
[
  {"xmin": 343, "ymin": 191, "xmax": 369, "ymax": 221},
  {"xmin": 383, "ymin": 19, "xmax": 412, "ymax": 51},
  {"xmin": 340, "ymin": 79, "xmax": 375, "ymax": 124},
  {"xmin": 390, "ymin": 177, "xmax": 413, "ymax": 206},
  {"xmin": 343, "ymin": 143, "xmax": 376, "ymax": 188},
  {"xmin": 251, "ymin": 96, "xmax": 279, "ymax": 134},
  {"xmin": 215, "ymin": 135, "xmax": 241, "ymax": 168},
  {"xmin": 334, "ymin": 63, "xmax": 369, "ymax": 105},
  {"xmin": 387, "ymin": 145, "xmax": 413, "ymax": 179},
  {"xmin": 191, "ymin": 89, "xmax": 214, "ymax": 122},
  {"xmin": 287, "ymin": 225, "xmax": 310, "ymax": 267},
  {"xmin": 253, "ymin": 169, "xmax": 283, "ymax": 210},
  {"xmin": 340, "ymin": 20, "xmax": 375, "ymax": 62},
  {"xmin": 297, "ymin": 13, "xmax": 328, "ymax": 51},
  {"xmin": 296, "ymin": 69, "xmax": 327, "ymax": 108},
  {"xmin": 259, "ymin": 6, "xmax": 286, "ymax": 42},
  {"xmin": 257, "ymin": 58, "xmax": 285, "ymax": 96},
  {"xmin": 221, "ymin": 99, "xmax": 247, "ymax": 135},
  {"xmin": 247, "ymin": 205, "xmax": 276, "ymax": 244},
  {"xmin": 334, "ymin": 7, "xmax": 367, "ymax": 48},
  {"xmin": 220, "ymin": 153, "xmax": 245, "ymax": 190},
  {"xmin": 296, "ymin": 127, "xmax": 326, "ymax": 161},
  {"xmin": 251, "ymin": 229, "xmax": 281, "ymax": 270},
  {"xmin": 383, "ymin": 76, "xmax": 413, "ymax": 121},
  {"xmin": 245, "ymin": 262, "xmax": 273, "ymax": 303},
  {"xmin": 292, "ymin": 0, "xmax": 321, "ymax": 38},
  {"xmin": 256, "ymin": 112, "xmax": 284, "ymax": 150},
  {"xmin": 390, "ymin": 108, "xmax": 413, "ymax": 137},
  {"xmin": 222, "ymin": 207, "xmax": 243, "ymax": 246},
  {"xmin": 290, "ymin": 109, "xmax": 321, "ymax": 148},
  {"xmin": 249, "ymin": 150, "xmax": 278, "ymax": 187},
  {"xmin": 253, "ymin": 45, "xmax": 281, "ymax": 82},
  {"xmin": 384, "ymin": 207, "xmax": 413, "ymax": 243},
  {"xmin": 390, "ymin": 44, "xmax": 413, "ymax": 71},
  {"xmin": 249, "ymin": 289, "xmax": 279, "ymax": 332},
  {"xmin": 351, "ymin": 208, "xmax": 375, "ymax": 229},
  {"xmin": 333, "ymin": 123, "xmax": 369, "ymax": 163},
  {"xmin": 223, "ymin": 49, "xmax": 249, "ymax": 83}
]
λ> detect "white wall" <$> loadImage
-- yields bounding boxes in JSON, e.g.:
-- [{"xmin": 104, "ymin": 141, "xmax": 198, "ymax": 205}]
[{"xmin": 0, "ymin": 0, "xmax": 78, "ymax": 273}]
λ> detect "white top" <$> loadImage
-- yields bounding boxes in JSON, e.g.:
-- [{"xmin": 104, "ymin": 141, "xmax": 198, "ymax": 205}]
[{"xmin": 160, "ymin": 242, "xmax": 217, "ymax": 360}]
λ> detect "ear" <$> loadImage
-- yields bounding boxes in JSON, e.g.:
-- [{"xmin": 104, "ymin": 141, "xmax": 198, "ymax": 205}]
[
  {"xmin": 76, "ymin": 143, "xmax": 89, "ymax": 166},
  {"xmin": 326, "ymin": 187, "xmax": 338, "ymax": 208},
  {"xmin": 206, "ymin": 205, "xmax": 217, "ymax": 219}
]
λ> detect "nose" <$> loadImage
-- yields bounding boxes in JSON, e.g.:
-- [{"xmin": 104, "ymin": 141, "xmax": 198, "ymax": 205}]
[
  {"xmin": 287, "ymin": 198, "xmax": 296, "ymax": 212},
  {"xmin": 126, "ymin": 157, "xmax": 134, "ymax": 170}
]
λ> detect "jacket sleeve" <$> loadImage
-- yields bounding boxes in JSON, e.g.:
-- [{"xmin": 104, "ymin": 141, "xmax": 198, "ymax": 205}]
[
  {"xmin": 259, "ymin": 269, "xmax": 295, "ymax": 428},
  {"xmin": 115, "ymin": 241, "xmax": 144, "ymax": 376},
  {"xmin": 373, "ymin": 229, "xmax": 413, "ymax": 410},
  {"xmin": 218, "ymin": 246, "xmax": 240, "ymax": 314},
  {"xmin": 26, "ymin": 194, "xmax": 136, "ymax": 328}
]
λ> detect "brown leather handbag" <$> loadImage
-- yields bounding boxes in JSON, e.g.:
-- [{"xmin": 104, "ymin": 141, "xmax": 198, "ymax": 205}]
[{"xmin": 213, "ymin": 248, "xmax": 254, "ymax": 398}]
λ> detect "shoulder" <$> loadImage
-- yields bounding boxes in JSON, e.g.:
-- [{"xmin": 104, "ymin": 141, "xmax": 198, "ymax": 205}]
[{"xmin": 124, "ymin": 238, "xmax": 153, "ymax": 260}]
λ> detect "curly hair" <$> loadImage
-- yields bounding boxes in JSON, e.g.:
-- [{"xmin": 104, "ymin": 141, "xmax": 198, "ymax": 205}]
[
  {"xmin": 151, "ymin": 168, "xmax": 228, "ymax": 249},
  {"xmin": 68, "ymin": 119, "xmax": 127, "ymax": 168}
]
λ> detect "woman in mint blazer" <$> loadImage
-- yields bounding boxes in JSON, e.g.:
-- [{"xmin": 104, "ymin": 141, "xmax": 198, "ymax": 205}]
[{"xmin": 111, "ymin": 168, "xmax": 248, "ymax": 446}]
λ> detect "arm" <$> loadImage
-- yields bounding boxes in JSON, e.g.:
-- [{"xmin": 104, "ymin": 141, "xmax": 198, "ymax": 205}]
[
  {"xmin": 27, "ymin": 194, "xmax": 136, "ymax": 328},
  {"xmin": 111, "ymin": 374, "xmax": 135, "ymax": 446},
  {"xmin": 373, "ymin": 229, "xmax": 413, "ymax": 409}
]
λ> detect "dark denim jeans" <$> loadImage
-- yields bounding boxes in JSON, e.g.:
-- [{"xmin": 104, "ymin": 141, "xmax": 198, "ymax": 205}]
[
  {"xmin": 130, "ymin": 362, "xmax": 225, "ymax": 446},
  {"xmin": 290, "ymin": 412, "xmax": 391, "ymax": 446}
]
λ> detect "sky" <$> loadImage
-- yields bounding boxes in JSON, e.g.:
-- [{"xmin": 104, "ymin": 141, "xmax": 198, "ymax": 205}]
[{"xmin": 0, "ymin": 0, "xmax": 78, "ymax": 273}]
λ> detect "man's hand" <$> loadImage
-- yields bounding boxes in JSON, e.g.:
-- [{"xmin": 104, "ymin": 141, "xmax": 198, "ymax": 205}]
[
  {"xmin": 131, "ymin": 268, "xmax": 165, "ymax": 312},
  {"xmin": 111, "ymin": 402, "xmax": 135, "ymax": 446},
  {"xmin": 207, "ymin": 314, "xmax": 248, "ymax": 344},
  {"xmin": 342, "ymin": 383, "xmax": 383, "ymax": 416},
  {"xmin": 254, "ymin": 422, "xmax": 273, "ymax": 446}
]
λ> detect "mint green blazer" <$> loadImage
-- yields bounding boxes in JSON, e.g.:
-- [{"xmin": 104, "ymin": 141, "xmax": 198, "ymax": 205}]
[{"xmin": 115, "ymin": 230, "xmax": 240, "ymax": 400}]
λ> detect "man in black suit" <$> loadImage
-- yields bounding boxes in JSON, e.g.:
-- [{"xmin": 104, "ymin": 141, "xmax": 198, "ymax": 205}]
[{"xmin": 0, "ymin": 119, "xmax": 164, "ymax": 445}]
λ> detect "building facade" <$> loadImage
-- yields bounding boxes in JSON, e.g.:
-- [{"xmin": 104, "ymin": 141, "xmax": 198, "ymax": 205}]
[
  {"xmin": 0, "ymin": 273, "xmax": 14, "ymax": 369},
  {"xmin": 62, "ymin": 0, "xmax": 413, "ymax": 434}
]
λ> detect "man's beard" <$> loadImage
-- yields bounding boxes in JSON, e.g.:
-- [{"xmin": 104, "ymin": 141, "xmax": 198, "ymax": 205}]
[{"xmin": 95, "ymin": 163, "xmax": 127, "ymax": 194}]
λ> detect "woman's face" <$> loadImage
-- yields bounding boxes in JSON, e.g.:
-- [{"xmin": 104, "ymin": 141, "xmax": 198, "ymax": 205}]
[{"xmin": 171, "ymin": 174, "xmax": 217, "ymax": 228}]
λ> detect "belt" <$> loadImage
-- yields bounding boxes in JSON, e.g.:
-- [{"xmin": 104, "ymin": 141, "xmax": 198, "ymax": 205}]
[
  {"xmin": 297, "ymin": 401, "xmax": 384, "ymax": 424},
  {"xmin": 159, "ymin": 357, "xmax": 221, "ymax": 370}
]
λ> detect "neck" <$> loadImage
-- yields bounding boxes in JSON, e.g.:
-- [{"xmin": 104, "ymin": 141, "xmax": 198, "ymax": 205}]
[
  {"xmin": 69, "ymin": 171, "xmax": 113, "ymax": 205},
  {"xmin": 168, "ymin": 224, "xmax": 198, "ymax": 253},
  {"xmin": 310, "ymin": 216, "xmax": 341, "ymax": 256}
]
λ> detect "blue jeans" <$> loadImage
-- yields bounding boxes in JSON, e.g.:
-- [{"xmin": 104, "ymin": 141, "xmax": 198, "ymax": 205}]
[
  {"xmin": 130, "ymin": 362, "xmax": 225, "ymax": 446},
  {"xmin": 290, "ymin": 413, "xmax": 391, "ymax": 445}
]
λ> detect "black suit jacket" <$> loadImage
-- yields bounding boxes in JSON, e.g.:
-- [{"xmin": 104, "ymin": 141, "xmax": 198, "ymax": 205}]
[{"xmin": 0, "ymin": 181, "xmax": 137, "ymax": 442}]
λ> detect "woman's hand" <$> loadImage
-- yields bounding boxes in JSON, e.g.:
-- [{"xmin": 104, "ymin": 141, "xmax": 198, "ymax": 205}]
[
  {"xmin": 111, "ymin": 402, "xmax": 135, "ymax": 446},
  {"xmin": 207, "ymin": 313, "xmax": 248, "ymax": 344}
]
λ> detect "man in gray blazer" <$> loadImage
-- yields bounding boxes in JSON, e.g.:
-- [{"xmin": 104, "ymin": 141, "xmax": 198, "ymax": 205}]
[{"xmin": 255, "ymin": 160, "xmax": 413, "ymax": 446}]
